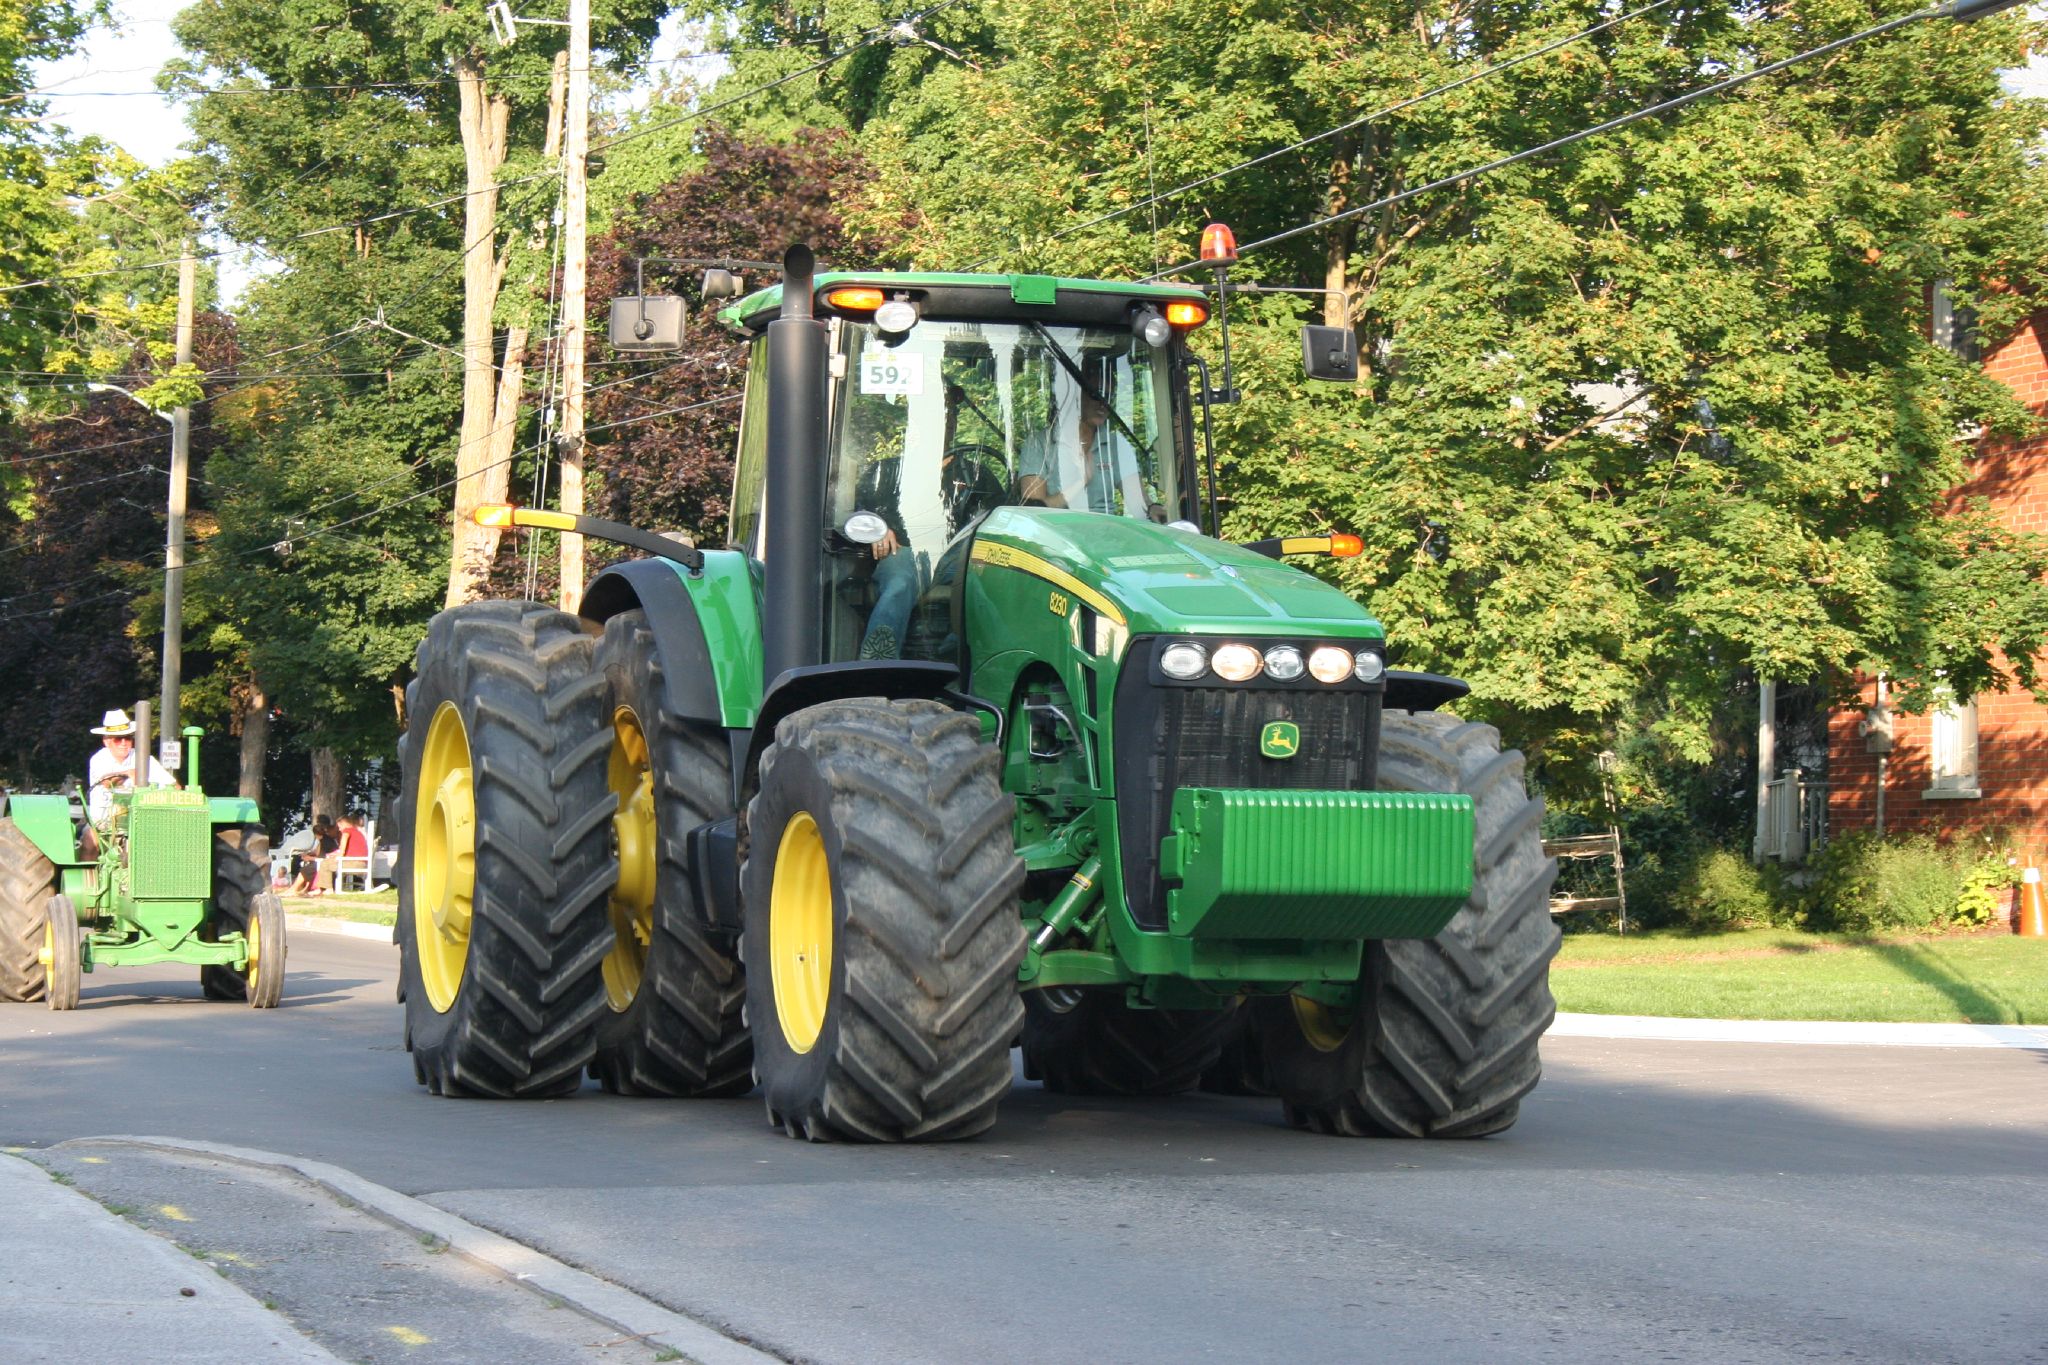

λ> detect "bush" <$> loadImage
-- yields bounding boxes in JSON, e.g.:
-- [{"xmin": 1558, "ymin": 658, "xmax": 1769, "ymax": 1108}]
[
  {"xmin": 1802, "ymin": 832, "xmax": 2015, "ymax": 933},
  {"xmin": 1669, "ymin": 848, "xmax": 1785, "ymax": 930}
]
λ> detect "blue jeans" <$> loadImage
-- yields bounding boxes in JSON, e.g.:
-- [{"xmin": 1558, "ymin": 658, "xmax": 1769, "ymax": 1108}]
[{"xmin": 863, "ymin": 547, "xmax": 927, "ymax": 655}]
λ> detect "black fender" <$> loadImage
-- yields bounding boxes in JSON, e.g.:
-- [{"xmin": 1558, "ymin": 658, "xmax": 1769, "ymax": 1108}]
[
  {"xmin": 1383, "ymin": 670, "xmax": 1470, "ymax": 713},
  {"xmin": 738, "ymin": 661, "xmax": 962, "ymax": 801},
  {"xmin": 580, "ymin": 559, "xmax": 726, "ymax": 727}
]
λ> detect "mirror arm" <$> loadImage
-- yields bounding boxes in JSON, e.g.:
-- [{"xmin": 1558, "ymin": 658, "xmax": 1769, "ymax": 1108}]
[{"xmin": 1189, "ymin": 355, "xmax": 1221, "ymax": 537}]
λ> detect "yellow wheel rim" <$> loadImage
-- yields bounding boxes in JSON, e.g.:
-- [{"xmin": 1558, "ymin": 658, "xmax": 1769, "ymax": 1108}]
[
  {"xmin": 769, "ymin": 810, "xmax": 833, "ymax": 1054},
  {"xmin": 37, "ymin": 919, "xmax": 52, "ymax": 971},
  {"xmin": 1293, "ymin": 995, "xmax": 1352, "ymax": 1054},
  {"xmin": 413, "ymin": 702, "xmax": 477, "ymax": 1014},
  {"xmin": 244, "ymin": 912, "xmax": 262, "ymax": 988},
  {"xmin": 603, "ymin": 706, "xmax": 657, "ymax": 1012}
]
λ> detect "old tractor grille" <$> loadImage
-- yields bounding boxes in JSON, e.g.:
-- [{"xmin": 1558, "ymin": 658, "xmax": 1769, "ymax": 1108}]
[
  {"xmin": 128, "ymin": 791, "xmax": 213, "ymax": 901},
  {"xmin": 1113, "ymin": 637, "xmax": 1383, "ymax": 930}
]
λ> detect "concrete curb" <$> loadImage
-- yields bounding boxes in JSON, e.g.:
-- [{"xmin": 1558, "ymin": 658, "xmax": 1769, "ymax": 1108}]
[
  {"xmin": 283, "ymin": 914, "xmax": 393, "ymax": 943},
  {"xmin": 64, "ymin": 1137, "xmax": 778, "ymax": 1365},
  {"xmin": 1549, "ymin": 1012, "xmax": 2048, "ymax": 1050},
  {"xmin": 0, "ymin": 1151, "xmax": 340, "ymax": 1362}
]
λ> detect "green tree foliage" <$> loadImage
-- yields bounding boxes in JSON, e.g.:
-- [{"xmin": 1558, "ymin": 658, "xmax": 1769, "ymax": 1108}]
[
  {"xmin": 827, "ymin": 0, "xmax": 2048, "ymax": 786},
  {"xmin": 574, "ymin": 124, "xmax": 862, "ymax": 550}
]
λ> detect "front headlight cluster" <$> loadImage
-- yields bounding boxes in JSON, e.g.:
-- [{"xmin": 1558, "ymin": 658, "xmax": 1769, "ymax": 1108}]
[{"xmin": 1159, "ymin": 640, "xmax": 1384, "ymax": 685}]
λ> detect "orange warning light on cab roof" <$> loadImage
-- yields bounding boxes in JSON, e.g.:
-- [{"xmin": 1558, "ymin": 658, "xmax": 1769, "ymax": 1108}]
[
  {"xmin": 1199, "ymin": 222, "xmax": 1238, "ymax": 265},
  {"xmin": 822, "ymin": 286, "xmax": 886, "ymax": 312}
]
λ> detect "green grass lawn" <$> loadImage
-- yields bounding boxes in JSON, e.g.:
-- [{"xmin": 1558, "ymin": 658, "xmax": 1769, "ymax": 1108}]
[
  {"xmin": 1553, "ymin": 927, "xmax": 2048, "ymax": 1024},
  {"xmin": 280, "ymin": 889, "xmax": 396, "ymax": 926}
]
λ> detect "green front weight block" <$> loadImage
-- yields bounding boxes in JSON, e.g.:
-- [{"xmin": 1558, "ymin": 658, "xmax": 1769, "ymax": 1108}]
[{"xmin": 1159, "ymin": 788, "xmax": 1475, "ymax": 940}]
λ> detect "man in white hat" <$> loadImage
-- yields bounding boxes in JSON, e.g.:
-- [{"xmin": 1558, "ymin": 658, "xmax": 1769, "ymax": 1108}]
[{"xmin": 87, "ymin": 709, "xmax": 175, "ymax": 823}]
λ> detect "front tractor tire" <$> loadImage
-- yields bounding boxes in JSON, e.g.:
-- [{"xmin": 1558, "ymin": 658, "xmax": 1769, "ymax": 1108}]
[
  {"xmin": 42, "ymin": 895, "xmax": 80, "ymax": 1011},
  {"xmin": 741, "ymin": 699, "xmax": 1025, "ymax": 1142},
  {"xmin": 0, "ymin": 817, "xmax": 57, "ymax": 1002},
  {"xmin": 589, "ymin": 610, "xmax": 751, "ymax": 1098},
  {"xmin": 1255, "ymin": 710, "xmax": 1560, "ymax": 1138},
  {"xmin": 397, "ymin": 601, "xmax": 618, "ymax": 1098}
]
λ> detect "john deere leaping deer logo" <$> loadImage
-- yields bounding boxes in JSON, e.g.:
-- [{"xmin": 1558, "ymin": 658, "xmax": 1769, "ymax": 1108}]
[{"xmin": 1260, "ymin": 721, "xmax": 1300, "ymax": 759}]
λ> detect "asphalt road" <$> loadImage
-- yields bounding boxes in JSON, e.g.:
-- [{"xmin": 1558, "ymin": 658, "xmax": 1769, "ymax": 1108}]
[{"xmin": 4, "ymin": 932, "xmax": 2045, "ymax": 1363}]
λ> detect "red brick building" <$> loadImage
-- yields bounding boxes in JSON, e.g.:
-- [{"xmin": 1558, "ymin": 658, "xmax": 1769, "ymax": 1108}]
[{"xmin": 1825, "ymin": 304, "xmax": 2048, "ymax": 855}]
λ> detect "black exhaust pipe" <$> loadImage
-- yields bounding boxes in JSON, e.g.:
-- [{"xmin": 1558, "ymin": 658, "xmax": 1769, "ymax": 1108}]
[{"xmin": 762, "ymin": 243, "xmax": 827, "ymax": 686}]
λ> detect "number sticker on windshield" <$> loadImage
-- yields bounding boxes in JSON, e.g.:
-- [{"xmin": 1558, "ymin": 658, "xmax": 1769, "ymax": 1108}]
[{"xmin": 860, "ymin": 350, "xmax": 924, "ymax": 397}]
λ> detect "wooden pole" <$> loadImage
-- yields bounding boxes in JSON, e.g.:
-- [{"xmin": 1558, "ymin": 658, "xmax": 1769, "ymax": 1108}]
[
  {"xmin": 557, "ymin": 0, "xmax": 590, "ymax": 612},
  {"xmin": 1753, "ymin": 676, "xmax": 1776, "ymax": 864},
  {"xmin": 160, "ymin": 244, "xmax": 196, "ymax": 745}
]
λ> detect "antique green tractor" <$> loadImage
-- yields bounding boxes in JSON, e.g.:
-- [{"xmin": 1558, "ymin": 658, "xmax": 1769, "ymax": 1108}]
[
  {"xmin": 396, "ymin": 245, "xmax": 1558, "ymax": 1141},
  {"xmin": 0, "ymin": 718, "xmax": 283, "ymax": 1010}
]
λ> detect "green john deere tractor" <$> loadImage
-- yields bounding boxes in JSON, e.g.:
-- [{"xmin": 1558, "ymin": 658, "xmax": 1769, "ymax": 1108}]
[
  {"xmin": 0, "ymin": 716, "xmax": 283, "ymax": 1010},
  {"xmin": 396, "ymin": 245, "xmax": 1559, "ymax": 1140}
]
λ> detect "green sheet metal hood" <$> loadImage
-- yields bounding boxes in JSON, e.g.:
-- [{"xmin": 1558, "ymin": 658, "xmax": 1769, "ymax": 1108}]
[{"xmin": 973, "ymin": 508, "xmax": 1384, "ymax": 639}]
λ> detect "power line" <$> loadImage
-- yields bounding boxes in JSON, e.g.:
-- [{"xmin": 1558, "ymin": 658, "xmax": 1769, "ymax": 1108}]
[{"xmin": 1145, "ymin": 0, "xmax": 1998, "ymax": 280}]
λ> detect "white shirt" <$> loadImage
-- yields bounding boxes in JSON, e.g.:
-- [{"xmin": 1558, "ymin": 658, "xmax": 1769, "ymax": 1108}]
[{"xmin": 87, "ymin": 746, "xmax": 176, "ymax": 821}]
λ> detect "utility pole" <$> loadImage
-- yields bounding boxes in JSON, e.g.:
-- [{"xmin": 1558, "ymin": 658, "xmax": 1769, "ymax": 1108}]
[
  {"xmin": 1753, "ymin": 676, "xmax": 1776, "ymax": 865},
  {"xmin": 557, "ymin": 0, "xmax": 590, "ymax": 612},
  {"xmin": 161, "ymin": 242, "xmax": 196, "ymax": 747}
]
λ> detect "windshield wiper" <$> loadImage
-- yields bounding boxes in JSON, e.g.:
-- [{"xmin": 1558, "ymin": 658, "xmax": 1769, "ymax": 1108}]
[{"xmin": 1023, "ymin": 320, "xmax": 1151, "ymax": 455}]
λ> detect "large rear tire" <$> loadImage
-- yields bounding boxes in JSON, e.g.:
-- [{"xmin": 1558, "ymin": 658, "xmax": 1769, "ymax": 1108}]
[
  {"xmin": 397, "ymin": 601, "xmax": 617, "ymax": 1098},
  {"xmin": 589, "ymin": 610, "xmax": 751, "ymax": 1098},
  {"xmin": 1255, "ymin": 710, "xmax": 1560, "ymax": 1138},
  {"xmin": 1021, "ymin": 989, "xmax": 1238, "ymax": 1096},
  {"xmin": 203, "ymin": 828, "xmax": 271, "ymax": 1003},
  {"xmin": 0, "ymin": 818, "xmax": 56, "ymax": 1002},
  {"xmin": 741, "ymin": 699, "xmax": 1024, "ymax": 1141}
]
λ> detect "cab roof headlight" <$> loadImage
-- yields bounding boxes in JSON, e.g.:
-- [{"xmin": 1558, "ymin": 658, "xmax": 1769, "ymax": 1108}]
[
  {"xmin": 1353, "ymin": 649, "xmax": 1385, "ymax": 684},
  {"xmin": 1160, "ymin": 641, "xmax": 1209, "ymax": 680},
  {"xmin": 1263, "ymin": 645, "xmax": 1305, "ymax": 681},
  {"xmin": 874, "ymin": 298, "xmax": 920, "ymax": 335},
  {"xmin": 1132, "ymin": 307, "xmax": 1174, "ymax": 349},
  {"xmin": 1211, "ymin": 642, "xmax": 1263, "ymax": 682},
  {"xmin": 1307, "ymin": 645, "xmax": 1353, "ymax": 684}
]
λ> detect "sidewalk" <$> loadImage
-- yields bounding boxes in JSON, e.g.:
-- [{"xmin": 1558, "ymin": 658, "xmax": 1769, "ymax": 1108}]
[
  {"xmin": 1549, "ymin": 1011, "xmax": 2048, "ymax": 1050},
  {"xmin": 0, "ymin": 1151, "xmax": 335, "ymax": 1363}
]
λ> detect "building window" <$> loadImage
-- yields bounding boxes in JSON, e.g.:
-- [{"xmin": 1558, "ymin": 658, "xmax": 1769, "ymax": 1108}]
[
  {"xmin": 1933, "ymin": 281, "xmax": 1980, "ymax": 364},
  {"xmin": 1925, "ymin": 689, "xmax": 1980, "ymax": 798}
]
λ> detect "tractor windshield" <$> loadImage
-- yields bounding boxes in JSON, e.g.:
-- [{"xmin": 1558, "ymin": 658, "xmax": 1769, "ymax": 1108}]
[{"xmin": 811, "ymin": 317, "xmax": 1184, "ymax": 663}]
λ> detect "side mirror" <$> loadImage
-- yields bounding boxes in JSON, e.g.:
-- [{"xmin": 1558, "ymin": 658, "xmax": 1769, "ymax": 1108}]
[
  {"xmin": 608, "ymin": 295, "xmax": 687, "ymax": 352},
  {"xmin": 700, "ymin": 268, "xmax": 744, "ymax": 301},
  {"xmin": 1301, "ymin": 324, "xmax": 1358, "ymax": 382}
]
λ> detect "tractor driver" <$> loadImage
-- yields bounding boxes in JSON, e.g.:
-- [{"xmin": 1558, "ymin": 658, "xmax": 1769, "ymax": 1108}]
[{"xmin": 87, "ymin": 708, "xmax": 175, "ymax": 824}]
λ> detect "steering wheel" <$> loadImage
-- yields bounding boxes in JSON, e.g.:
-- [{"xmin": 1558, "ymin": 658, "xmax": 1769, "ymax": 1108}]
[{"xmin": 941, "ymin": 442, "xmax": 1011, "ymax": 524}]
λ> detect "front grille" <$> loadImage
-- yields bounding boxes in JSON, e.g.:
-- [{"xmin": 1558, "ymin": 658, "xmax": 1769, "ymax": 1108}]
[
  {"xmin": 128, "ymin": 793, "xmax": 213, "ymax": 900},
  {"xmin": 1114, "ymin": 638, "xmax": 1382, "ymax": 930}
]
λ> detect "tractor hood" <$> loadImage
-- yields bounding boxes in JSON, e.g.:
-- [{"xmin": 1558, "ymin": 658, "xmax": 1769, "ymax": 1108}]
[{"xmin": 970, "ymin": 508, "xmax": 1385, "ymax": 640}]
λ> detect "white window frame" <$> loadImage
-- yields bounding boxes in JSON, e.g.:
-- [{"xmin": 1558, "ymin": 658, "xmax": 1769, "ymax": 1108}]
[{"xmin": 1924, "ymin": 687, "xmax": 1981, "ymax": 799}]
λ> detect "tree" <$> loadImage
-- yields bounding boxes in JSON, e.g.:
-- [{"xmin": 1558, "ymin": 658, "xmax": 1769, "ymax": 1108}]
[{"xmin": 829, "ymin": 0, "xmax": 2048, "ymax": 788}]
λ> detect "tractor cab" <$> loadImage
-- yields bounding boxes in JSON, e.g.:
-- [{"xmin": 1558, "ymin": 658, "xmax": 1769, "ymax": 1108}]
[{"xmin": 720, "ymin": 274, "xmax": 1210, "ymax": 664}]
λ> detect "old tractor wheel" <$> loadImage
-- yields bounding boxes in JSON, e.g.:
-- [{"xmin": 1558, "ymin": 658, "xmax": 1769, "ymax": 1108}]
[
  {"xmin": 397, "ymin": 600, "xmax": 617, "ymax": 1098},
  {"xmin": 590, "ymin": 610, "xmax": 751, "ymax": 1098},
  {"xmin": 203, "ymin": 828, "xmax": 271, "ymax": 1002},
  {"xmin": 1255, "ymin": 710, "xmax": 1560, "ymax": 1138},
  {"xmin": 1021, "ymin": 989, "xmax": 1239, "ymax": 1096},
  {"xmin": 740, "ymin": 699, "xmax": 1024, "ymax": 1142},
  {"xmin": 243, "ymin": 892, "xmax": 287, "ymax": 1009},
  {"xmin": 41, "ymin": 895, "xmax": 80, "ymax": 1011},
  {"xmin": 0, "ymin": 817, "xmax": 57, "ymax": 1002}
]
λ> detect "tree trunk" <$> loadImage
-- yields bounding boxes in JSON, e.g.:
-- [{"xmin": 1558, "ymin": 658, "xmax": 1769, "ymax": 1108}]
[
  {"xmin": 1323, "ymin": 132, "xmax": 1360, "ymax": 330},
  {"xmin": 311, "ymin": 747, "xmax": 344, "ymax": 825},
  {"xmin": 238, "ymin": 678, "xmax": 269, "ymax": 804},
  {"xmin": 445, "ymin": 52, "xmax": 514, "ymax": 609}
]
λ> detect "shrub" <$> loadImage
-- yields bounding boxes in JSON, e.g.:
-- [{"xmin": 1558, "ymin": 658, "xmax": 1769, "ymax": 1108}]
[
  {"xmin": 1669, "ymin": 847, "xmax": 1784, "ymax": 930},
  {"xmin": 1802, "ymin": 832, "xmax": 2013, "ymax": 933}
]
